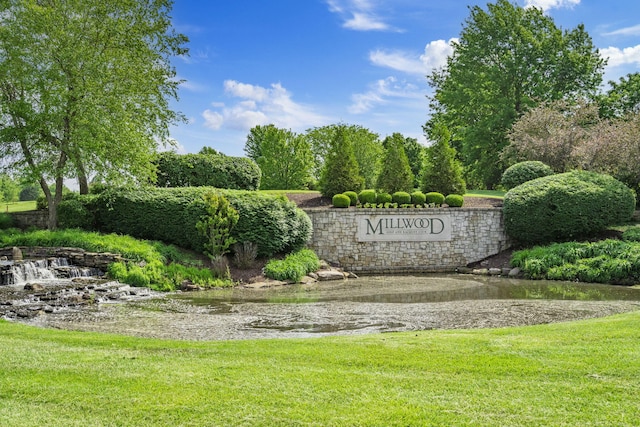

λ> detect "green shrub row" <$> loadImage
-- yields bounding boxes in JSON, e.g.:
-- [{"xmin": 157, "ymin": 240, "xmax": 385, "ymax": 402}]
[
  {"xmin": 511, "ymin": 239, "xmax": 640, "ymax": 285},
  {"xmin": 503, "ymin": 171, "xmax": 636, "ymax": 245},
  {"xmin": 331, "ymin": 189, "xmax": 464, "ymax": 208},
  {"xmin": 263, "ymin": 248, "xmax": 321, "ymax": 282},
  {"xmin": 59, "ymin": 187, "xmax": 312, "ymax": 258},
  {"xmin": 154, "ymin": 152, "xmax": 261, "ymax": 190}
]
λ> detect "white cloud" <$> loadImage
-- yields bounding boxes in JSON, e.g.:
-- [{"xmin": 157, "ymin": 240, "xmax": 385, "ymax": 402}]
[
  {"xmin": 326, "ymin": 0, "xmax": 393, "ymax": 32},
  {"xmin": 524, "ymin": 0, "xmax": 580, "ymax": 12},
  {"xmin": 349, "ymin": 76, "xmax": 423, "ymax": 114},
  {"xmin": 420, "ymin": 39, "xmax": 456, "ymax": 70},
  {"xmin": 369, "ymin": 39, "xmax": 456, "ymax": 75},
  {"xmin": 600, "ymin": 45, "xmax": 640, "ymax": 68},
  {"xmin": 603, "ymin": 24, "xmax": 640, "ymax": 37},
  {"xmin": 202, "ymin": 80, "xmax": 329, "ymax": 132}
]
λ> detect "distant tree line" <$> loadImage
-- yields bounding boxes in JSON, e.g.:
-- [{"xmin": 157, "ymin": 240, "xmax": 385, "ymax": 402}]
[{"xmin": 242, "ymin": 122, "xmax": 464, "ymax": 198}]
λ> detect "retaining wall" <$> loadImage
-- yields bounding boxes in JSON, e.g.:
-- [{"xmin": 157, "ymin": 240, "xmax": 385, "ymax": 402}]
[{"xmin": 304, "ymin": 207, "xmax": 510, "ymax": 274}]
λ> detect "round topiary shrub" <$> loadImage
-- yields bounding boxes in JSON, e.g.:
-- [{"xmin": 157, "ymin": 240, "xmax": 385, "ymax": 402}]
[
  {"xmin": 392, "ymin": 191, "xmax": 411, "ymax": 205},
  {"xmin": 376, "ymin": 192, "xmax": 392, "ymax": 204},
  {"xmin": 503, "ymin": 170, "xmax": 636, "ymax": 245},
  {"xmin": 410, "ymin": 191, "xmax": 426, "ymax": 205},
  {"xmin": 444, "ymin": 194, "xmax": 464, "ymax": 207},
  {"xmin": 343, "ymin": 191, "xmax": 358, "ymax": 206},
  {"xmin": 501, "ymin": 161, "xmax": 554, "ymax": 190},
  {"xmin": 358, "ymin": 189, "xmax": 376, "ymax": 204},
  {"xmin": 425, "ymin": 192, "xmax": 445, "ymax": 206},
  {"xmin": 332, "ymin": 193, "xmax": 351, "ymax": 208}
]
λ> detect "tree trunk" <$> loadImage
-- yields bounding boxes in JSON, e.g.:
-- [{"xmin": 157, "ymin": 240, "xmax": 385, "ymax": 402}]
[{"xmin": 78, "ymin": 172, "xmax": 89, "ymax": 195}]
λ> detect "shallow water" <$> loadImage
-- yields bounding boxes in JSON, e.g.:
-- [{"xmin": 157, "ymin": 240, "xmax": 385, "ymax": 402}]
[{"xmin": 20, "ymin": 274, "xmax": 640, "ymax": 340}]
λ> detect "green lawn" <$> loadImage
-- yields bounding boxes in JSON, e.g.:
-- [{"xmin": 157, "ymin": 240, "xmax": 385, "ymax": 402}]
[
  {"xmin": 2, "ymin": 200, "xmax": 37, "ymax": 213},
  {"xmin": 1, "ymin": 312, "xmax": 639, "ymax": 426},
  {"xmin": 465, "ymin": 189, "xmax": 505, "ymax": 199}
]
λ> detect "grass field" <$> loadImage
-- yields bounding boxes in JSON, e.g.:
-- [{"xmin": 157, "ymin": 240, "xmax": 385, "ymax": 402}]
[
  {"xmin": 464, "ymin": 189, "xmax": 505, "ymax": 199},
  {"xmin": 2, "ymin": 200, "xmax": 37, "ymax": 213},
  {"xmin": 1, "ymin": 312, "xmax": 639, "ymax": 426}
]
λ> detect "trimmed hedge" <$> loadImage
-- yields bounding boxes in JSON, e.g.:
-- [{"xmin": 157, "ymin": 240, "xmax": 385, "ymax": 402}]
[
  {"xmin": 358, "ymin": 189, "xmax": 376, "ymax": 204},
  {"xmin": 332, "ymin": 194, "xmax": 351, "ymax": 208},
  {"xmin": 410, "ymin": 191, "xmax": 426, "ymax": 205},
  {"xmin": 503, "ymin": 171, "xmax": 636, "ymax": 245},
  {"xmin": 154, "ymin": 152, "xmax": 261, "ymax": 190},
  {"xmin": 85, "ymin": 187, "xmax": 311, "ymax": 258},
  {"xmin": 392, "ymin": 191, "xmax": 411, "ymax": 205},
  {"xmin": 343, "ymin": 191, "xmax": 358, "ymax": 206},
  {"xmin": 425, "ymin": 192, "xmax": 445, "ymax": 206},
  {"xmin": 501, "ymin": 161, "xmax": 554, "ymax": 190},
  {"xmin": 444, "ymin": 194, "xmax": 464, "ymax": 207},
  {"xmin": 376, "ymin": 192, "xmax": 392, "ymax": 204}
]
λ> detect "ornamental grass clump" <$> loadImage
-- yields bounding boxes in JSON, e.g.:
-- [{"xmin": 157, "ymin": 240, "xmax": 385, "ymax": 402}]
[
  {"xmin": 263, "ymin": 249, "xmax": 320, "ymax": 282},
  {"xmin": 511, "ymin": 239, "xmax": 640, "ymax": 285}
]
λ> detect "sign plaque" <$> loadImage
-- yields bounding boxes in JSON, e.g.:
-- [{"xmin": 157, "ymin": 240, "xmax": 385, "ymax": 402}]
[{"xmin": 357, "ymin": 214, "xmax": 452, "ymax": 242}]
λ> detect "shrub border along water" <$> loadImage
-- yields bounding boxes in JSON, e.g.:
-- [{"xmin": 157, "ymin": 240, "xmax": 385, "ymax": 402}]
[
  {"xmin": 263, "ymin": 248, "xmax": 320, "ymax": 282},
  {"xmin": 511, "ymin": 230, "xmax": 640, "ymax": 285}
]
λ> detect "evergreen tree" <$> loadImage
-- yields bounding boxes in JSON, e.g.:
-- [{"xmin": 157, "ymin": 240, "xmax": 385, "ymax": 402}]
[
  {"xmin": 421, "ymin": 124, "xmax": 466, "ymax": 195},
  {"xmin": 376, "ymin": 133, "xmax": 414, "ymax": 194},
  {"xmin": 319, "ymin": 126, "xmax": 364, "ymax": 197}
]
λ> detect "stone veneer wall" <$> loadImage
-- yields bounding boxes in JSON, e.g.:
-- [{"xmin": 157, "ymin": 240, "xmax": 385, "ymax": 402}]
[
  {"xmin": 304, "ymin": 207, "xmax": 510, "ymax": 274},
  {"xmin": 0, "ymin": 246, "xmax": 125, "ymax": 269},
  {"xmin": 10, "ymin": 210, "xmax": 48, "ymax": 229}
]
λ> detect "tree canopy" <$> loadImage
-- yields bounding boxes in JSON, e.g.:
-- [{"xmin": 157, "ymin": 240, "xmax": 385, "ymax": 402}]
[
  {"xmin": 244, "ymin": 124, "xmax": 313, "ymax": 190},
  {"xmin": 598, "ymin": 72, "xmax": 640, "ymax": 119},
  {"xmin": 425, "ymin": 0, "xmax": 604, "ymax": 188},
  {"xmin": 0, "ymin": 0, "xmax": 187, "ymax": 228}
]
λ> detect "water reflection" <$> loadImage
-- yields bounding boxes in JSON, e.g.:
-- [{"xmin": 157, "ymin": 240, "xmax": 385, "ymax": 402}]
[
  {"xmin": 175, "ymin": 275, "xmax": 640, "ymax": 307},
  {"xmin": 21, "ymin": 274, "xmax": 640, "ymax": 341}
]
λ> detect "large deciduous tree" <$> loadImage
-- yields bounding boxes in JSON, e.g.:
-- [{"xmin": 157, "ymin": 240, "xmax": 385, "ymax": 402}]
[
  {"xmin": 0, "ymin": 0, "xmax": 187, "ymax": 229},
  {"xmin": 244, "ymin": 124, "xmax": 313, "ymax": 190},
  {"xmin": 598, "ymin": 72, "xmax": 640, "ymax": 119},
  {"xmin": 425, "ymin": 0, "xmax": 604, "ymax": 188}
]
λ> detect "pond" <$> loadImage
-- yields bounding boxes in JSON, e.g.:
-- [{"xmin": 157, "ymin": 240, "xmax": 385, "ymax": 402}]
[{"xmin": 20, "ymin": 274, "xmax": 640, "ymax": 340}]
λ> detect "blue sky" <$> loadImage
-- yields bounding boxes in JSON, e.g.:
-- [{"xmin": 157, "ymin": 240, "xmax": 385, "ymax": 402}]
[{"xmin": 168, "ymin": 0, "xmax": 640, "ymax": 157}]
